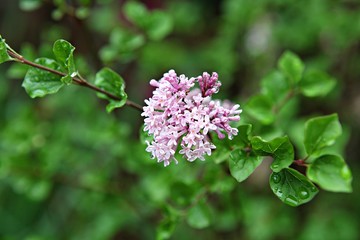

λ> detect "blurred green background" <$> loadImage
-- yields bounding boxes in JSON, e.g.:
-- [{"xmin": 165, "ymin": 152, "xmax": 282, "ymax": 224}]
[{"xmin": 0, "ymin": 0, "xmax": 359, "ymax": 239}]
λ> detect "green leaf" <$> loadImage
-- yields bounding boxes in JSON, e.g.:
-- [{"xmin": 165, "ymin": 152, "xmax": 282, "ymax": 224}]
[
  {"xmin": 28, "ymin": 180, "xmax": 52, "ymax": 201},
  {"xmin": 60, "ymin": 75, "xmax": 72, "ymax": 85},
  {"xmin": 0, "ymin": 37, "xmax": 12, "ymax": 64},
  {"xmin": 123, "ymin": 1, "xmax": 172, "ymax": 41},
  {"xmin": 12, "ymin": 177, "xmax": 52, "ymax": 201},
  {"xmin": 156, "ymin": 216, "xmax": 178, "ymax": 240},
  {"xmin": 156, "ymin": 206, "xmax": 179, "ymax": 240},
  {"xmin": 260, "ymin": 70, "xmax": 289, "ymax": 104},
  {"xmin": 53, "ymin": 39, "xmax": 76, "ymax": 75},
  {"xmin": 95, "ymin": 67, "xmax": 128, "ymax": 112},
  {"xmin": 304, "ymin": 114, "xmax": 342, "ymax": 156},
  {"xmin": 236, "ymin": 124, "xmax": 252, "ymax": 146},
  {"xmin": 53, "ymin": 39, "xmax": 74, "ymax": 64},
  {"xmin": 300, "ymin": 70, "xmax": 336, "ymax": 97},
  {"xmin": 99, "ymin": 46, "xmax": 118, "ymax": 63},
  {"xmin": 170, "ymin": 182, "xmax": 197, "ymax": 207},
  {"xmin": 108, "ymin": 28, "xmax": 145, "ymax": 53},
  {"xmin": 208, "ymin": 135, "xmax": 233, "ymax": 164},
  {"xmin": 22, "ymin": 58, "xmax": 64, "ymax": 98},
  {"xmin": 309, "ymin": 126, "xmax": 350, "ymax": 158},
  {"xmin": 251, "ymin": 136, "xmax": 294, "ymax": 172},
  {"xmin": 186, "ymin": 200, "xmax": 212, "ymax": 229},
  {"xmin": 244, "ymin": 94, "xmax": 275, "ymax": 125},
  {"xmin": 75, "ymin": 7, "xmax": 90, "ymax": 19},
  {"xmin": 209, "ymin": 124, "xmax": 251, "ymax": 164},
  {"xmin": 307, "ymin": 154, "xmax": 352, "ymax": 192},
  {"xmin": 146, "ymin": 11, "xmax": 173, "ymax": 41},
  {"xmin": 278, "ymin": 51, "xmax": 304, "ymax": 84},
  {"xmin": 52, "ymin": 9, "xmax": 64, "ymax": 20},
  {"xmin": 229, "ymin": 149, "xmax": 262, "ymax": 182},
  {"xmin": 123, "ymin": 1, "xmax": 148, "ymax": 27},
  {"xmin": 19, "ymin": 0, "xmax": 42, "ymax": 11},
  {"xmin": 270, "ymin": 168, "xmax": 318, "ymax": 207}
]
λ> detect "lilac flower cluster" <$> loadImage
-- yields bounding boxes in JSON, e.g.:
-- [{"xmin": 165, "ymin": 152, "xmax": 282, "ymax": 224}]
[{"xmin": 142, "ymin": 70, "xmax": 242, "ymax": 166}]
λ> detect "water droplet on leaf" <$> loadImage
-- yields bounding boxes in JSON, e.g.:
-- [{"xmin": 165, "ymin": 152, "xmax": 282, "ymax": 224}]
[
  {"xmin": 284, "ymin": 195, "xmax": 298, "ymax": 206},
  {"xmin": 33, "ymin": 89, "xmax": 45, "ymax": 96},
  {"xmin": 272, "ymin": 173, "xmax": 281, "ymax": 184},
  {"xmin": 298, "ymin": 187, "xmax": 309, "ymax": 199},
  {"xmin": 341, "ymin": 166, "xmax": 351, "ymax": 179}
]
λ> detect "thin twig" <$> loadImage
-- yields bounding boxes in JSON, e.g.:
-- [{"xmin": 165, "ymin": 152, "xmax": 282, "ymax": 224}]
[
  {"xmin": 272, "ymin": 89, "xmax": 296, "ymax": 114},
  {"xmin": 7, "ymin": 50, "xmax": 143, "ymax": 111}
]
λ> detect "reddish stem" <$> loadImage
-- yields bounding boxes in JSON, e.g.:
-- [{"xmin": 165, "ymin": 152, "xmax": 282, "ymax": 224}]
[
  {"xmin": 7, "ymin": 50, "xmax": 143, "ymax": 111},
  {"xmin": 293, "ymin": 159, "xmax": 308, "ymax": 167}
]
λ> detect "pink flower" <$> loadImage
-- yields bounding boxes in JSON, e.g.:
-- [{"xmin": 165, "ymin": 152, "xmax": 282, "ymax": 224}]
[{"xmin": 143, "ymin": 70, "xmax": 242, "ymax": 166}]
